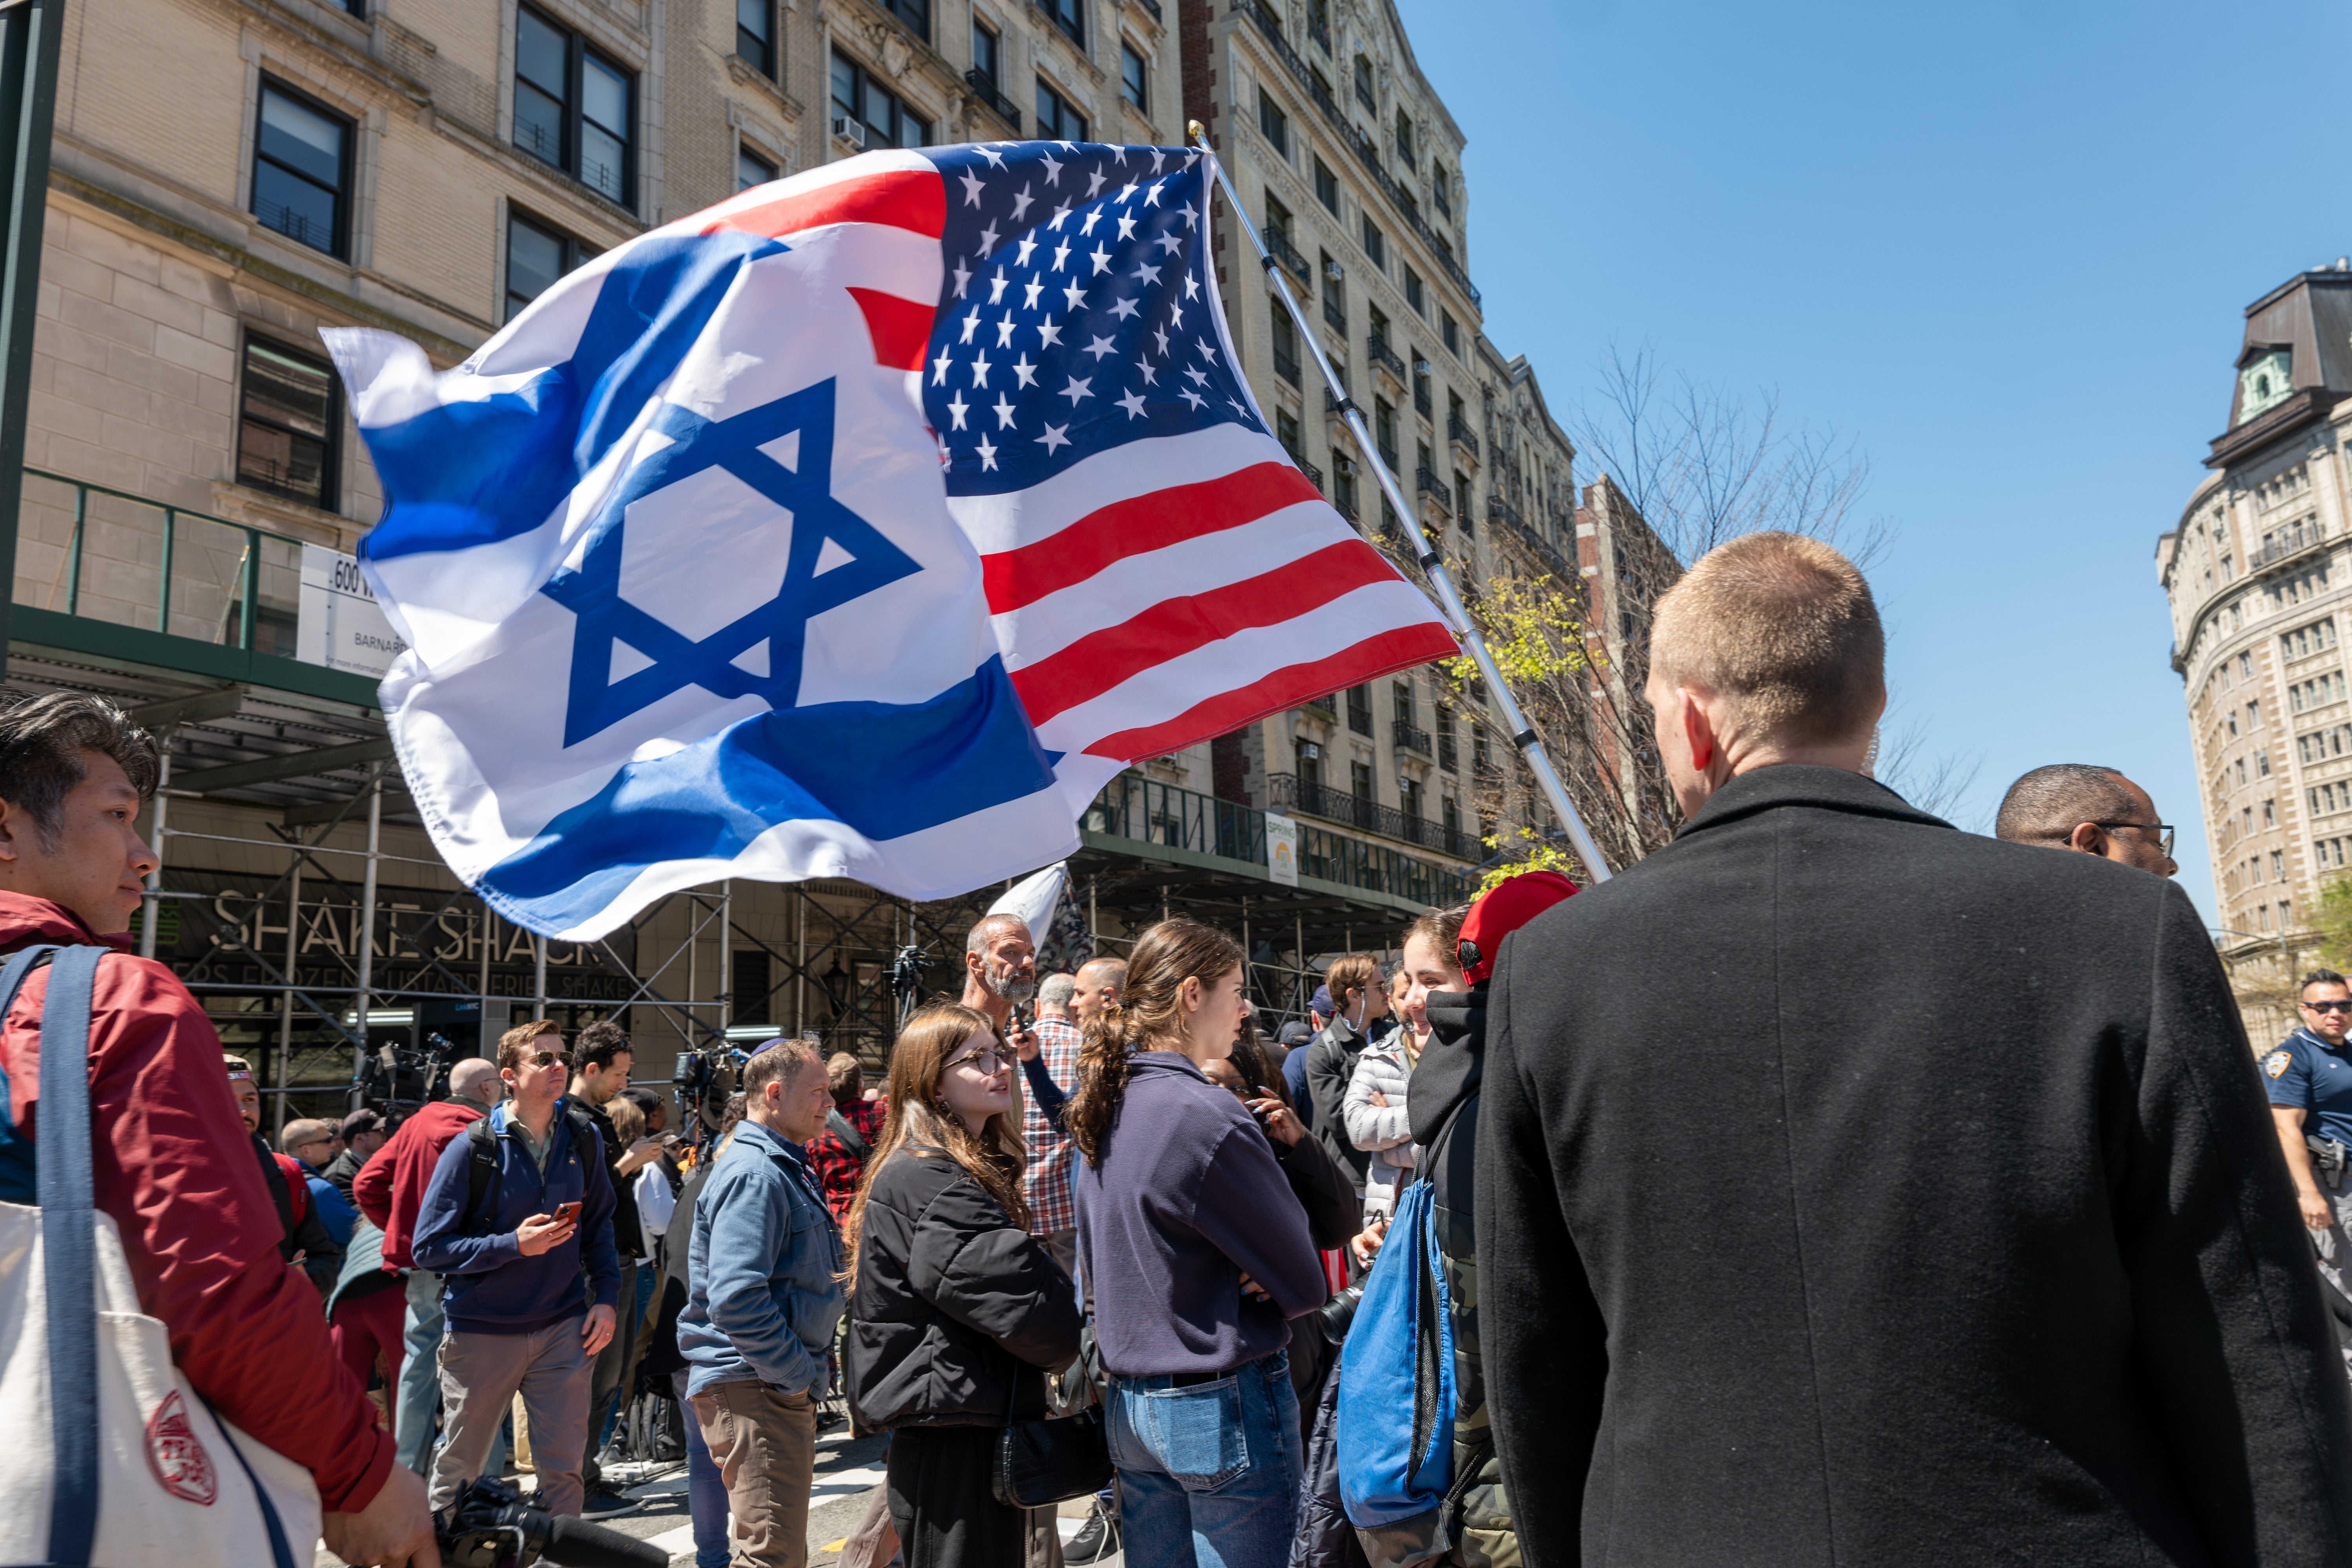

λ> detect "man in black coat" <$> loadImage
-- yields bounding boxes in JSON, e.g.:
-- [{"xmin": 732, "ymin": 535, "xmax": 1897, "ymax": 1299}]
[{"xmin": 1478, "ymin": 531, "xmax": 2352, "ymax": 1566}]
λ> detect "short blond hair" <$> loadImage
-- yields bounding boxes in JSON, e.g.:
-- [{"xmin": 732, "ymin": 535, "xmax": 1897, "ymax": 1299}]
[
  {"xmin": 1649, "ymin": 532, "xmax": 1883, "ymax": 745},
  {"xmin": 497, "ymin": 1018, "xmax": 562, "ymax": 1074}
]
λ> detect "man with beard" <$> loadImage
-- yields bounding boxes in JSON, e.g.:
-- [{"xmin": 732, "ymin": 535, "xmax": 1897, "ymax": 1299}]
[{"xmin": 960, "ymin": 913, "xmax": 1039, "ymax": 1056}]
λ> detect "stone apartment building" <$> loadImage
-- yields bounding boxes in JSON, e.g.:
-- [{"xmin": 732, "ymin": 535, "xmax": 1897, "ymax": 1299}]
[
  {"xmin": 2157, "ymin": 260, "xmax": 2352, "ymax": 1042},
  {"xmin": 1173, "ymin": 0, "xmax": 1646, "ymax": 886}
]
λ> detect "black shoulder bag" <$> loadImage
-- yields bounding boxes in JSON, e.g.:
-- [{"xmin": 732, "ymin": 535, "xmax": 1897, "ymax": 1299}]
[{"xmin": 992, "ymin": 1356, "xmax": 1114, "ymax": 1508}]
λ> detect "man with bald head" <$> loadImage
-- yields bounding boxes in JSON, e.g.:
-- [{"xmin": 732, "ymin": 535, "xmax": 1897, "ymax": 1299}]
[
  {"xmin": 1994, "ymin": 762, "xmax": 2179, "ymax": 877},
  {"xmin": 354, "ymin": 1051, "xmax": 509, "ymax": 1472},
  {"xmin": 1481, "ymin": 532, "xmax": 2352, "ymax": 1562}
]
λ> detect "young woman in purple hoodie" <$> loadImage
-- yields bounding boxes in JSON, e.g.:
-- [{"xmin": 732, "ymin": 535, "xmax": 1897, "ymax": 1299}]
[{"xmin": 1067, "ymin": 919, "xmax": 1330, "ymax": 1568}]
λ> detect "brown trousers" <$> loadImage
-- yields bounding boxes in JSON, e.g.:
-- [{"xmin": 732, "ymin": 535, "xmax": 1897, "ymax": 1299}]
[{"xmin": 691, "ymin": 1381, "xmax": 817, "ymax": 1568}]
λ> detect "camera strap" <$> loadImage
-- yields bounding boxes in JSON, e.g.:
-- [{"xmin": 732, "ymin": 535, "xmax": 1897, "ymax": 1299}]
[{"xmin": 825, "ymin": 1107, "xmax": 871, "ymax": 1161}]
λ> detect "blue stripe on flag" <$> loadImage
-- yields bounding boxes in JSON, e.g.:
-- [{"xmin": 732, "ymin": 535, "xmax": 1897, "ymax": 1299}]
[
  {"xmin": 361, "ymin": 231, "xmax": 788, "ymax": 563},
  {"xmin": 474, "ymin": 655, "xmax": 1055, "ymax": 931}
]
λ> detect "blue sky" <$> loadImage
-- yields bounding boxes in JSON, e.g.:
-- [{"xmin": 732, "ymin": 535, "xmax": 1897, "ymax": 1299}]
[{"xmin": 1390, "ymin": 0, "xmax": 2352, "ymax": 921}]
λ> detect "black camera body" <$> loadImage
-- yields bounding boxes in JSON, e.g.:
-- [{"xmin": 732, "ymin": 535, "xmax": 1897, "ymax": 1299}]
[
  {"xmin": 355, "ymin": 1031, "xmax": 463, "ymax": 1116},
  {"xmin": 437, "ymin": 1475, "xmax": 664, "ymax": 1568}
]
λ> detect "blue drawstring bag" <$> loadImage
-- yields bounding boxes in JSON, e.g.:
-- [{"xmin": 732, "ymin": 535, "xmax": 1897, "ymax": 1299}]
[{"xmin": 1335, "ymin": 1175, "xmax": 1456, "ymax": 1530}]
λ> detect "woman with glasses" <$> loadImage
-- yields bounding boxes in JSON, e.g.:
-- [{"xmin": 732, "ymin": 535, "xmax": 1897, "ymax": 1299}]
[{"xmin": 843, "ymin": 1003, "xmax": 1083, "ymax": 1568}]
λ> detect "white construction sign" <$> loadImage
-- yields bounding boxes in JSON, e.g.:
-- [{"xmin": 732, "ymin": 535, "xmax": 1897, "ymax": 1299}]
[
  {"xmin": 1266, "ymin": 813, "xmax": 1300, "ymax": 886},
  {"xmin": 296, "ymin": 544, "xmax": 407, "ymax": 679}
]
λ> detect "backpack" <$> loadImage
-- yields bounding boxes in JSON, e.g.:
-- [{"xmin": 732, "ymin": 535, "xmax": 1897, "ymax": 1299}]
[
  {"xmin": 0, "ymin": 942, "xmax": 317, "ymax": 1566},
  {"xmin": 1335, "ymin": 1169, "xmax": 1457, "ymax": 1538},
  {"xmin": 267, "ymin": 1152, "xmax": 310, "ymax": 1230},
  {"xmin": 824, "ymin": 1106, "xmax": 871, "ymax": 1161},
  {"xmin": 461, "ymin": 1102, "xmax": 599, "ymax": 1234}
]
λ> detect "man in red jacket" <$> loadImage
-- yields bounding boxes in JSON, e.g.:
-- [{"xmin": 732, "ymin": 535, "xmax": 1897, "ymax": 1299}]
[
  {"xmin": 354, "ymin": 1053, "xmax": 505, "ymax": 1473},
  {"xmin": 0, "ymin": 693, "xmax": 437, "ymax": 1566}
]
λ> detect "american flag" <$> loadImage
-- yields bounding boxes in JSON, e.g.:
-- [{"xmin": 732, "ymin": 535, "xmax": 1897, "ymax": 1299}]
[{"xmin": 916, "ymin": 140, "xmax": 1458, "ymax": 810}]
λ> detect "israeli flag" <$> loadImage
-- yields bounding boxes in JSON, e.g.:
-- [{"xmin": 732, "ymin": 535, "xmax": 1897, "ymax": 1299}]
[{"xmin": 325, "ymin": 154, "xmax": 1077, "ymax": 940}]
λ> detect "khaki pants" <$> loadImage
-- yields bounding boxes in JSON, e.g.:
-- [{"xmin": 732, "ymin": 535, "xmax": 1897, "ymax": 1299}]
[
  {"xmin": 429, "ymin": 1320, "xmax": 591, "ymax": 1518},
  {"xmin": 692, "ymin": 1380, "xmax": 817, "ymax": 1568}
]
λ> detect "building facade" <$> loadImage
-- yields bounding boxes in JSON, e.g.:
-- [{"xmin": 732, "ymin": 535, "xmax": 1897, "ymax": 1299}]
[
  {"xmin": 9, "ymin": 0, "xmax": 1483, "ymax": 1129},
  {"xmin": 2157, "ymin": 261, "xmax": 2352, "ymax": 1042}
]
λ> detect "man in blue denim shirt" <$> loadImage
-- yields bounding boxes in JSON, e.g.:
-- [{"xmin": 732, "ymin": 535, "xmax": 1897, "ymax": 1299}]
[{"xmin": 680, "ymin": 1035, "xmax": 842, "ymax": 1568}]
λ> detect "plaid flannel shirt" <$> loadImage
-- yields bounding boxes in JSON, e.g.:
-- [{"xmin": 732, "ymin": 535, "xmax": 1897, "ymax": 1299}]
[
  {"xmin": 805, "ymin": 1094, "xmax": 887, "ymax": 1221},
  {"xmin": 1023, "ymin": 1017, "xmax": 1082, "ymax": 1235}
]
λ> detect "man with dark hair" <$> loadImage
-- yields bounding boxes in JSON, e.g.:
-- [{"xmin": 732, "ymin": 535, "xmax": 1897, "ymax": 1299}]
[
  {"xmin": 324, "ymin": 1107, "xmax": 390, "ymax": 1197},
  {"xmin": 680, "ymin": 1037, "xmax": 841, "ymax": 1568},
  {"xmin": 1483, "ymin": 533, "xmax": 2352, "ymax": 1561},
  {"xmin": 569, "ymin": 1017, "xmax": 660, "ymax": 1516},
  {"xmin": 413, "ymin": 1022, "xmax": 619, "ymax": 1525},
  {"xmin": 1305, "ymin": 954, "xmax": 1387, "ymax": 1195},
  {"xmin": 2266, "ymin": 967, "xmax": 2352, "ymax": 1380},
  {"xmin": 0, "ymin": 693, "xmax": 434, "ymax": 1564},
  {"xmin": 1994, "ymin": 763, "xmax": 2179, "ymax": 877}
]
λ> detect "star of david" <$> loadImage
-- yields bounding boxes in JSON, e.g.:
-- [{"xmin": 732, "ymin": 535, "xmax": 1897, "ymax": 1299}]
[{"xmin": 543, "ymin": 379, "xmax": 920, "ymax": 749}]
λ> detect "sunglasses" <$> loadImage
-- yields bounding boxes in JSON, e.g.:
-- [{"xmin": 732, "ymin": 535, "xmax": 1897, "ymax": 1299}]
[
  {"xmin": 521, "ymin": 1049, "xmax": 562, "ymax": 1067},
  {"xmin": 2306, "ymin": 1001, "xmax": 2352, "ymax": 1015}
]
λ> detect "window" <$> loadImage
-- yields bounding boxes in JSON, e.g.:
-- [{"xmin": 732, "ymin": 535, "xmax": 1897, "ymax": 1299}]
[
  {"xmin": 1347, "ymin": 684, "xmax": 1374, "ymax": 737},
  {"xmin": 2267, "ymin": 801, "xmax": 2279, "ymax": 828},
  {"xmin": 514, "ymin": 8, "xmax": 634, "ymax": 208},
  {"xmin": 1361, "ymin": 214, "xmax": 1385, "ymax": 270},
  {"xmin": 1270, "ymin": 302, "xmax": 1300, "ymax": 386},
  {"xmin": 1308, "ymin": 0, "xmax": 1330, "ymax": 51},
  {"xmin": 1374, "ymin": 397, "xmax": 1397, "ymax": 468},
  {"xmin": 238, "ymin": 337, "xmax": 339, "ymax": 510},
  {"xmin": 1368, "ymin": 301, "xmax": 1390, "ymax": 348},
  {"xmin": 834, "ymin": 53, "xmax": 931, "ymax": 148},
  {"xmin": 1432, "ymin": 161, "xmax": 1450, "ymax": 218},
  {"xmin": 1394, "ymin": 108, "xmax": 1415, "ymax": 168},
  {"xmin": 1258, "ymin": 87, "xmax": 1289, "ymax": 156},
  {"xmin": 1442, "ymin": 793, "xmax": 1459, "ymax": 837},
  {"xmin": 876, "ymin": 0, "xmax": 929, "ymax": 40},
  {"xmin": 1121, "ymin": 43, "xmax": 1148, "ymax": 109},
  {"xmin": 1034, "ymin": 78, "xmax": 1087, "ymax": 142},
  {"xmin": 506, "ymin": 209, "xmax": 591, "ymax": 320},
  {"xmin": 1276, "ymin": 405, "xmax": 1302, "ymax": 458},
  {"xmin": 1352, "ymin": 759, "xmax": 1374, "ymax": 809},
  {"xmin": 1333, "ymin": 455, "xmax": 1357, "ymax": 520},
  {"xmin": 1454, "ymin": 469, "xmax": 1470, "ymax": 528},
  {"xmin": 737, "ymin": 0, "xmax": 775, "ymax": 74},
  {"xmin": 1412, "ymin": 356, "xmax": 1430, "ymax": 417},
  {"xmin": 1315, "ymin": 156, "xmax": 1340, "ymax": 215},
  {"xmin": 1321, "ymin": 251, "xmax": 1346, "ymax": 333},
  {"xmin": 1472, "ymin": 722, "xmax": 1488, "ymax": 771},
  {"xmin": 973, "ymin": 19, "xmax": 1000, "ymax": 83},
  {"xmin": 1295, "ymin": 739, "xmax": 1322, "ymax": 792},
  {"xmin": 1441, "ymin": 309, "xmax": 1458, "ymax": 356},
  {"xmin": 1354, "ymin": 53, "xmax": 1375, "ymax": 112},
  {"xmin": 1400, "ymin": 776, "xmax": 1423, "ymax": 822},
  {"xmin": 252, "ymin": 81, "xmax": 352, "ymax": 258},
  {"xmin": 731, "ymin": 949, "xmax": 772, "ymax": 1026},
  {"xmin": 1266, "ymin": 190, "xmax": 1293, "ymax": 247},
  {"xmin": 1392, "ymin": 681, "xmax": 1414, "ymax": 728},
  {"xmin": 1040, "ymin": 0, "xmax": 1083, "ymax": 47},
  {"xmin": 1404, "ymin": 266, "xmax": 1424, "ymax": 315},
  {"xmin": 737, "ymin": 144, "xmax": 776, "ymax": 191}
]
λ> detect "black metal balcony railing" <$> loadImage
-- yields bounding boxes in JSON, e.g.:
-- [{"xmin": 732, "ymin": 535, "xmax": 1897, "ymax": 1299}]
[
  {"xmin": 1297, "ymin": 457, "xmax": 1325, "ymax": 492},
  {"xmin": 1272, "ymin": 337, "xmax": 1301, "ymax": 386},
  {"xmin": 1413, "ymin": 383, "xmax": 1432, "ymax": 419},
  {"xmin": 1416, "ymin": 466, "xmax": 1452, "ymax": 515},
  {"xmin": 18, "ymin": 468, "xmax": 305, "ymax": 655},
  {"xmin": 1486, "ymin": 494, "xmax": 1523, "ymax": 533},
  {"xmin": 1394, "ymin": 721, "xmax": 1432, "ymax": 757},
  {"xmin": 1332, "ymin": 490, "xmax": 1358, "ymax": 521},
  {"xmin": 1366, "ymin": 334, "xmax": 1405, "ymax": 381},
  {"xmin": 1501, "ymin": 515, "xmax": 1569, "ymax": 580},
  {"xmin": 1301, "ymin": 693, "xmax": 1337, "ymax": 720},
  {"xmin": 1265, "ymin": 225, "xmax": 1312, "ymax": 287},
  {"xmin": 964, "ymin": 69, "xmax": 1022, "ymax": 131},
  {"xmin": 1230, "ymin": 2, "xmax": 1481, "ymax": 310},
  {"xmin": 1088, "ymin": 771, "xmax": 1475, "ymax": 901},
  {"xmin": 1264, "ymin": 771, "xmax": 1480, "ymax": 861},
  {"xmin": 1131, "ymin": 0, "xmax": 1164, "ymax": 20},
  {"xmin": 1447, "ymin": 414, "xmax": 1480, "ymax": 459}
]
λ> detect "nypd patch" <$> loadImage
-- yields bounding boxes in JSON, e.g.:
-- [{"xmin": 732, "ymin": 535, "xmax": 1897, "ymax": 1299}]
[{"xmin": 2266, "ymin": 1049, "xmax": 2294, "ymax": 1080}]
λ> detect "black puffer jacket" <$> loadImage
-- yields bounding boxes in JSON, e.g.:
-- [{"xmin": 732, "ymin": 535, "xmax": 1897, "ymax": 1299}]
[{"xmin": 846, "ymin": 1143, "xmax": 1082, "ymax": 1430}]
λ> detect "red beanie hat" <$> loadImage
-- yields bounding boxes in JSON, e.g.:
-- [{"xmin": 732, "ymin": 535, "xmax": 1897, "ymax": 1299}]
[{"xmin": 1455, "ymin": 869, "xmax": 1578, "ymax": 984}]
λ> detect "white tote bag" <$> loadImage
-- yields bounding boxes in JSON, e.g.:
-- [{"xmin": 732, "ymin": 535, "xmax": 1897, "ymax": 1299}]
[{"xmin": 0, "ymin": 944, "xmax": 320, "ymax": 1568}]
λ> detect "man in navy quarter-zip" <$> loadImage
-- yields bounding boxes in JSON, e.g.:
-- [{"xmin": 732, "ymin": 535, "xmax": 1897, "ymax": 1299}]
[
  {"xmin": 2269, "ymin": 968, "xmax": 2352, "ymax": 1381},
  {"xmin": 412, "ymin": 1021, "xmax": 620, "ymax": 1522}
]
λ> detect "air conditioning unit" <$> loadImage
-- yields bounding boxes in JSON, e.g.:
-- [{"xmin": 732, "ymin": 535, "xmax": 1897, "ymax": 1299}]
[
  {"xmin": 1323, "ymin": 258, "xmax": 1345, "ymax": 283},
  {"xmin": 831, "ymin": 116, "xmax": 867, "ymax": 149},
  {"xmin": 1414, "ymin": 358, "xmax": 1432, "ymax": 377},
  {"xmin": 1300, "ymin": 742, "xmax": 1322, "ymax": 760}
]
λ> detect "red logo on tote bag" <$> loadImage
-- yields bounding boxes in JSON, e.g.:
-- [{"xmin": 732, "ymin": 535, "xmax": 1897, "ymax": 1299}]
[{"xmin": 145, "ymin": 1391, "xmax": 218, "ymax": 1504}]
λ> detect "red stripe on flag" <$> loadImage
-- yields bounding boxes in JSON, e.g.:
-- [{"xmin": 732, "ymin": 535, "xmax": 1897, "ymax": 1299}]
[
  {"xmin": 1080, "ymin": 623, "xmax": 1462, "ymax": 763},
  {"xmin": 1012, "ymin": 540, "xmax": 1405, "ymax": 724},
  {"xmin": 847, "ymin": 288, "xmax": 935, "ymax": 371},
  {"xmin": 981, "ymin": 462, "xmax": 1323, "ymax": 612},
  {"xmin": 701, "ymin": 168, "xmax": 946, "ymax": 241}
]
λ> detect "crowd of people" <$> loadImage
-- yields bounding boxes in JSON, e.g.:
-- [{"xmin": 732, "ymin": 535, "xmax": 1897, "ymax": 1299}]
[{"xmin": 11, "ymin": 524, "xmax": 2352, "ymax": 1568}]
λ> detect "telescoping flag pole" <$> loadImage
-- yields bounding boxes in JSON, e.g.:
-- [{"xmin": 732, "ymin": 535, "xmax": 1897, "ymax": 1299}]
[{"xmin": 1189, "ymin": 122, "xmax": 1612, "ymax": 884}]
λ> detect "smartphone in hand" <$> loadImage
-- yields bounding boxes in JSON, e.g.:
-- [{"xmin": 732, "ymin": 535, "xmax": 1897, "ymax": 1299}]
[{"xmin": 554, "ymin": 1200, "xmax": 582, "ymax": 1223}]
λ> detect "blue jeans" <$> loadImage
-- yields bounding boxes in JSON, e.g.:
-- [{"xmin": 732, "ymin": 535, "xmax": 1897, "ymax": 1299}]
[
  {"xmin": 1107, "ymin": 1350, "xmax": 1301, "ymax": 1568},
  {"xmin": 671, "ymin": 1369, "xmax": 729, "ymax": 1568},
  {"xmin": 398, "ymin": 1271, "xmax": 506, "ymax": 1479}
]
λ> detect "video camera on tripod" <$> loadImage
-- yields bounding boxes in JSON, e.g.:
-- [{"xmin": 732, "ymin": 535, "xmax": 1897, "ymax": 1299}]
[
  {"xmin": 353, "ymin": 1029, "xmax": 463, "ymax": 1116},
  {"xmin": 437, "ymin": 1475, "xmax": 666, "ymax": 1568}
]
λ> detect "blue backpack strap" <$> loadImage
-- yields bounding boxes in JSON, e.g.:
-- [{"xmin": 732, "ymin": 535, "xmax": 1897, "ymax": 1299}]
[
  {"xmin": 36, "ymin": 943, "xmax": 105, "ymax": 1567},
  {"xmin": 0, "ymin": 942, "xmax": 61, "ymax": 1205},
  {"xmin": 201, "ymin": 1395, "xmax": 298, "ymax": 1568}
]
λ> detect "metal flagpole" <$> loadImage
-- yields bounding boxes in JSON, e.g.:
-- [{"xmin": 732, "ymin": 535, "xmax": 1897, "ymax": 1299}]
[{"xmin": 1188, "ymin": 123, "xmax": 1612, "ymax": 883}]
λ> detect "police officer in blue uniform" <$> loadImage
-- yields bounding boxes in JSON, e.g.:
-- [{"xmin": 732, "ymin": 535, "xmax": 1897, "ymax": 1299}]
[{"xmin": 2265, "ymin": 966, "xmax": 2352, "ymax": 1380}]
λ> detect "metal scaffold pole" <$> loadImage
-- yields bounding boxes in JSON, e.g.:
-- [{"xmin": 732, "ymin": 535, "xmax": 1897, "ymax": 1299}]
[
  {"xmin": 0, "ymin": 0, "xmax": 65, "ymax": 682},
  {"xmin": 1189, "ymin": 122, "xmax": 1612, "ymax": 884}
]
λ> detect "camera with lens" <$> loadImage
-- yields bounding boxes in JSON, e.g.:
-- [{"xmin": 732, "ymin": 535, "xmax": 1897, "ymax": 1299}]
[
  {"xmin": 355, "ymin": 1031, "xmax": 461, "ymax": 1116},
  {"xmin": 1316, "ymin": 1283, "xmax": 1364, "ymax": 1347},
  {"xmin": 437, "ymin": 1475, "xmax": 666, "ymax": 1568}
]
